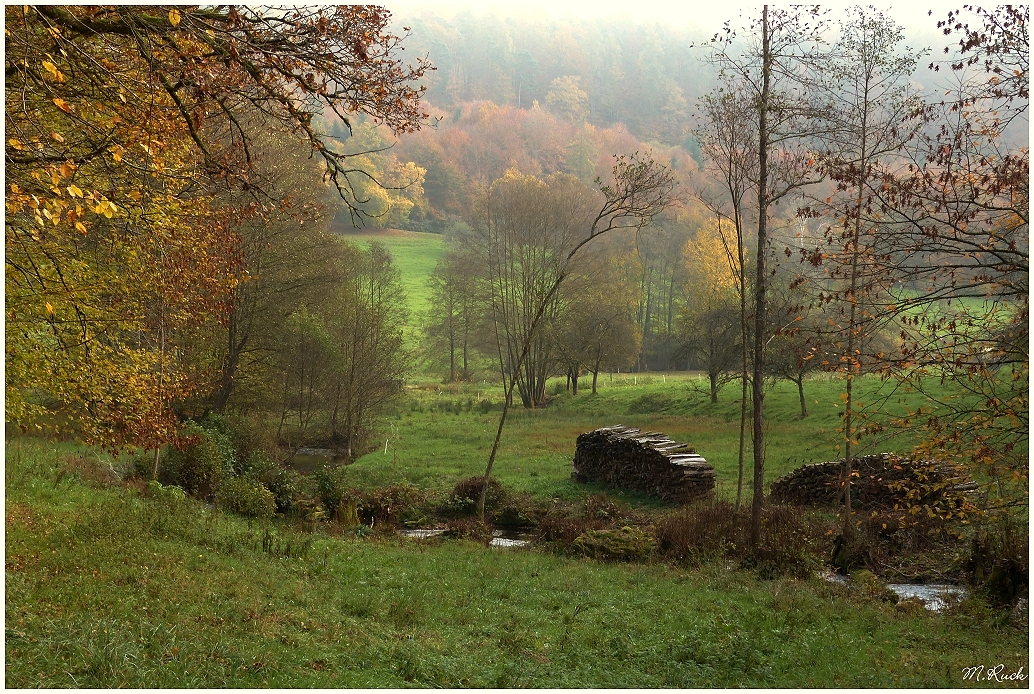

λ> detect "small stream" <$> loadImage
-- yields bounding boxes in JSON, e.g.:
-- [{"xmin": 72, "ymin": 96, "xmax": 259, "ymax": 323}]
[
  {"xmin": 397, "ymin": 527, "xmax": 534, "ymax": 548},
  {"xmin": 886, "ymin": 583, "xmax": 968, "ymax": 611},
  {"xmin": 820, "ymin": 571, "xmax": 967, "ymax": 612}
]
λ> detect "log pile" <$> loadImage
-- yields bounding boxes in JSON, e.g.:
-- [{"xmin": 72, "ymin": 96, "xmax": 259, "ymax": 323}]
[
  {"xmin": 770, "ymin": 453, "xmax": 978, "ymax": 509},
  {"xmin": 572, "ymin": 425, "xmax": 715, "ymax": 503}
]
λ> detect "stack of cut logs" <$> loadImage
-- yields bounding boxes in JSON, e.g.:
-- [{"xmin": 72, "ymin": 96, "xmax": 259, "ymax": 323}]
[
  {"xmin": 770, "ymin": 452, "xmax": 978, "ymax": 509},
  {"xmin": 572, "ymin": 425, "xmax": 715, "ymax": 503}
]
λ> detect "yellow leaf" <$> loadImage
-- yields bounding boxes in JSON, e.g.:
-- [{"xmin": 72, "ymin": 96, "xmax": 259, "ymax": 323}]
[
  {"xmin": 126, "ymin": 190, "xmax": 142, "ymax": 201},
  {"xmin": 75, "ymin": 222, "xmax": 87, "ymax": 234},
  {"xmin": 169, "ymin": 8, "xmax": 181, "ymax": 26},
  {"xmin": 53, "ymin": 97, "xmax": 72, "ymax": 113},
  {"xmin": 42, "ymin": 60, "xmax": 57, "ymax": 76},
  {"xmin": 45, "ymin": 302, "xmax": 54, "ymax": 315},
  {"xmin": 51, "ymin": 132, "xmax": 64, "ymax": 143},
  {"xmin": 67, "ymin": 184, "xmax": 82, "ymax": 198}
]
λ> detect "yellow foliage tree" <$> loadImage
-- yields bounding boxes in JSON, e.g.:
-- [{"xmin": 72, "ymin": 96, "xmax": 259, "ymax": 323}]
[{"xmin": 678, "ymin": 221, "xmax": 742, "ymax": 403}]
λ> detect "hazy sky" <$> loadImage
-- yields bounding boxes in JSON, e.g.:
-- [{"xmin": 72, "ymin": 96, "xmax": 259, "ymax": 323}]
[{"xmin": 387, "ymin": 1, "xmax": 954, "ymax": 36}]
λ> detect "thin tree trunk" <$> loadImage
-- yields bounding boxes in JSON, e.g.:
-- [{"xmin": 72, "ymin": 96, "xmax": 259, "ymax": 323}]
[
  {"xmin": 478, "ymin": 272, "xmax": 568, "ymax": 520},
  {"xmin": 797, "ymin": 376, "xmax": 808, "ymax": 418},
  {"xmin": 750, "ymin": 4, "xmax": 771, "ymax": 549},
  {"xmin": 843, "ymin": 50, "xmax": 872, "ymax": 539}
]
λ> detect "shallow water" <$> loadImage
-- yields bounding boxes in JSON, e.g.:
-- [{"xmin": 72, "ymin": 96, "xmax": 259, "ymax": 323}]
[
  {"xmin": 398, "ymin": 528, "xmax": 447, "ymax": 539},
  {"xmin": 490, "ymin": 529, "xmax": 533, "ymax": 548},
  {"xmin": 819, "ymin": 571, "xmax": 967, "ymax": 612},
  {"xmin": 284, "ymin": 448, "xmax": 348, "ymax": 474},
  {"xmin": 886, "ymin": 583, "xmax": 967, "ymax": 611},
  {"xmin": 396, "ymin": 527, "xmax": 533, "ymax": 547}
]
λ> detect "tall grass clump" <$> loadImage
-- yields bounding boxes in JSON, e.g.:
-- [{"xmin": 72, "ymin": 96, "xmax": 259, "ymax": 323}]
[{"xmin": 656, "ymin": 500, "xmax": 828, "ymax": 577}]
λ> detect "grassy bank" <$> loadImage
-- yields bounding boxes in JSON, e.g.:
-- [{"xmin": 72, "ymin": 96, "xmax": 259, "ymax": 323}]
[{"xmin": 5, "ymin": 439, "xmax": 1027, "ymax": 688}]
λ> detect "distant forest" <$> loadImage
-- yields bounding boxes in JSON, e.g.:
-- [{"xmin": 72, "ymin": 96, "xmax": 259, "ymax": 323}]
[{"xmin": 400, "ymin": 12, "xmax": 713, "ymax": 148}]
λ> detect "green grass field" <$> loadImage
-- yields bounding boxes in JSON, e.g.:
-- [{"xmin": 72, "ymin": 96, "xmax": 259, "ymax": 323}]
[
  {"xmin": 6, "ymin": 438, "xmax": 1027, "ymax": 688},
  {"xmin": 343, "ymin": 372, "xmax": 972, "ymax": 504},
  {"xmin": 337, "ymin": 228, "xmax": 444, "ymax": 342}
]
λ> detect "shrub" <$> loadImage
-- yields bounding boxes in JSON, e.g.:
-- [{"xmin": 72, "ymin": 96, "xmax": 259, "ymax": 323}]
[
  {"xmin": 312, "ymin": 463, "xmax": 349, "ymax": 512},
  {"xmin": 849, "ymin": 569, "xmax": 899, "ymax": 604},
  {"xmin": 657, "ymin": 501, "xmax": 825, "ymax": 578},
  {"xmin": 445, "ymin": 517, "xmax": 491, "ymax": 542},
  {"xmin": 493, "ymin": 494, "xmax": 540, "ymax": 527},
  {"xmin": 573, "ymin": 526, "xmax": 656, "ymax": 561},
  {"xmin": 361, "ymin": 483, "xmax": 430, "ymax": 527},
  {"xmin": 747, "ymin": 504, "xmax": 823, "ymax": 579},
  {"xmin": 964, "ymin": 513, "xmax": 1029, "ymax": 608},
  {"xmin": 129, "ymin": 454, "xmax": 155, "ymax": 480},
  {"xmin": 535, "ymin": 514, "xmax": 605, "ymax": 545},
  {"xmin": 216, "ymin": 476, "xmax": 276, "ymax": 519},
  {"xmin": 159, "ymin": 420, "xmax": 233, "ymax": 499},
  {"xmin": 61, "ymin": 454, "xmax": 119, "ymax": 487},
  {"xmin": 444, "ymin": 476, "xmax": 507, "ymax": 517},
  {"xmin": 222, "ymin": 415, "xmax": 279, "ymax": 477},
  {"xmin": 583, "ymin": 494, "xmax": 627, "ymax": 522},
  {"xmin": 257, "ymin": 466, "xmax": 308, "ymax": 515},
  {"xmin": 146, "ymin": 479, "xmax": 187, "ymax": 503}
]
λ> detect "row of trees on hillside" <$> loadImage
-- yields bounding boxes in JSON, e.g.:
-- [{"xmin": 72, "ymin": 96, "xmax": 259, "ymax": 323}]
[{"xmin": 415, "ymin": 5, "xmax": 1026, "ymax": 536}]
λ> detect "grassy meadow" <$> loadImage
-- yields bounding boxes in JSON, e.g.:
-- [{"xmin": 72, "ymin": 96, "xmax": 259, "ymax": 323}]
[
  {"xmin": 5, "ymin": 438, "xmax": 1027, "ymax": 688},
  {"xmin": 7, "ymin": 229, "xmax": 1027, "ymax": 688},
  {"xmin": 345, "ymin": 371, "xmax": 973, "ymax": 503}
]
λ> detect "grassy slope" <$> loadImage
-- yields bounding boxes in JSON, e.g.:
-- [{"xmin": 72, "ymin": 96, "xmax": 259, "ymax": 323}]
[
  {"xmin": 345, "ymin": 372, "xmax": 976, "ymax": 503},
  {"xmin": 337, "ymin": 229, "xmax": 444, "ymax": 342},
  {"xmin": 6, "ymin": 439, "xmax": 1026, "ymax": 688}
]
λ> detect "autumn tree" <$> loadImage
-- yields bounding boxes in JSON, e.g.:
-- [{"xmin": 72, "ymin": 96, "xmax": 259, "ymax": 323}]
[
  {"xmin": 555, "ymin": 257, "xmax": 641, "ymax": 394},
  {"xmin": 694, "ymin": 84, "xmax": 758, "ymax": 507},
  {"xmin": 473, "ymin": 170, "xmax": 597, "ymax": 409},
  {"xmin": 873, "ymin": 7, "xmax": 1029, "ymax": 500},
  {"xmin": 204, "ymin": 124, "xmax": 342, "ymax": 415},
  {"xmin": 764, "ymin": 264, "xmax": 825, "ymax": 419},
  {"xmin": 806, "ymin": 8, "xmax": 924, "ymax": 533},
  {"xmin": 474, "ymin": 155, "xmax": 677, "ymax": 519},
  {"xmin": 707, "ymin": 6, "xmax": 827, "ymax": 545},
  {"xmin": 5, "ymin": 5, "xmax": 429, "ymax": 449},
  {"xmin": 271, "ymin": 241, "xmax": 408, "ymax": 456},
  {"xmin": 677, "ymin": 223, "xmax": 742, "ymax": 403},
  {"xmin": 422, "ymin": 250, "xmax": 481, "ymax": 382},
  {"xmin": 324, "ymin": 242, "xmax": 409, "ymax": 458},
  {"xmin": 545, "ymin": 75, "xmax": 590, "ymax": 123}
]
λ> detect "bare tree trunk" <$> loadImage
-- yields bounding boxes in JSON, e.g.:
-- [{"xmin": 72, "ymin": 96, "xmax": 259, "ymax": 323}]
[
  {"xmin": 796, "ymin": 376, "xmax": 808, "ymax": 418},
  {"xmin": 478, "ymin": 273, "xmax": 569, "ymax": 520},
  {"xmin": 750, "ymin": 4, "xmax": 772, "ymax": 549}
]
